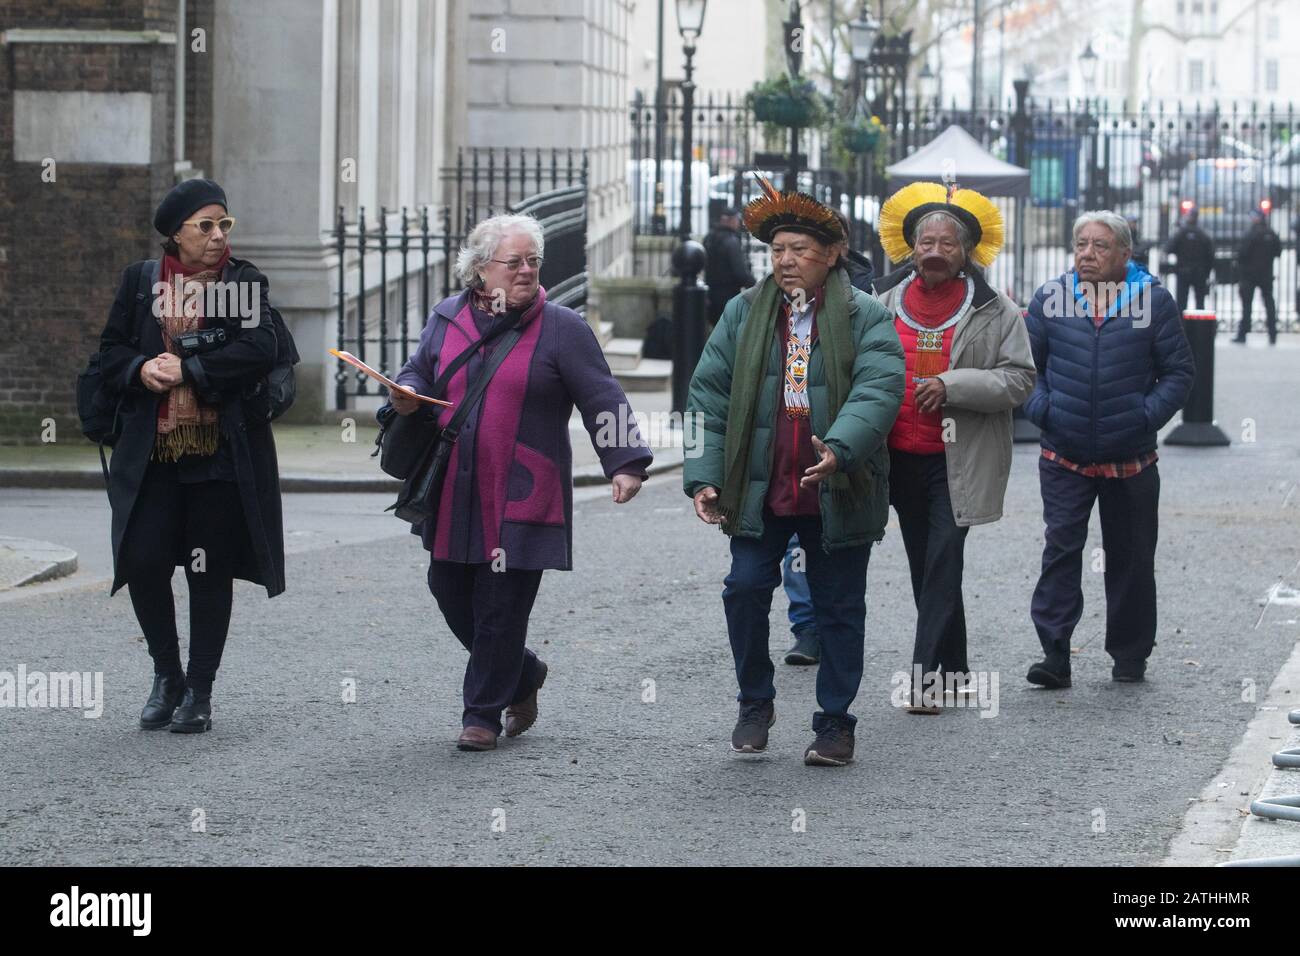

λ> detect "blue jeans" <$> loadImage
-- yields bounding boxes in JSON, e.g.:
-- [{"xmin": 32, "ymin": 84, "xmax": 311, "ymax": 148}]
[
  {"xmin": 722, "ymin": 511, "xmax": 871, "ymax": 732},
  {"xmin": 782, "ymin": 535, "xmax": 817, "ymax": 636}
]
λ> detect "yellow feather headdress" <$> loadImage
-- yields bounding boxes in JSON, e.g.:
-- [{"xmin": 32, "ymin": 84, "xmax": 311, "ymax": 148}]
[
  {"xmin": 742, "ymin": 174, "xmax": 846, "ymax": 245},
  {"xmin": 878, "ymin": 181, "xmax": 1004, "ymax": 267}
]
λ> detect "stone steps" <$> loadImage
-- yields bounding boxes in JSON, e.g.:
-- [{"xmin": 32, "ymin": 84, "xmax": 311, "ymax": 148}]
[
  {"xmin": 614, "ymin": 358, "xmax": 672, "ymax": 392},
  {"xmin": 603, "ymin": 336, "xmax": 644, "ymax": 370}
]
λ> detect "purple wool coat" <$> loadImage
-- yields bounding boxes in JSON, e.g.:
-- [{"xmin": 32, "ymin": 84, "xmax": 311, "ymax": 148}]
[{"xmin": 395, "ymin": 287, "xmax": 652, "ymax": 570}]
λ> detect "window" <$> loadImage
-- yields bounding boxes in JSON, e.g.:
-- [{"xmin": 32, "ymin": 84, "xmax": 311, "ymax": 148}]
[
  {"xmin": 1266, "ymin": 59, "xmax": 1279, "ymax": 92},
  {"xmin": 1189, "ymin": 59, "xmax": 1204, "ymax": 94}
]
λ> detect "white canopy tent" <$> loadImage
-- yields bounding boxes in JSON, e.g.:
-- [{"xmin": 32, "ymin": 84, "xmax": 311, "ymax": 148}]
[{"xmin": 886, "ymin": 125, "xmax": 1030, "ymax": 198}]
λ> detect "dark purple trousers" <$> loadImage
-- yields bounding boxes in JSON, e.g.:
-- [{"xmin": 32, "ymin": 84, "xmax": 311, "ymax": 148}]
[{"xmin": 427, "ymin": 560, "xmax": 546, "ymax": 733}]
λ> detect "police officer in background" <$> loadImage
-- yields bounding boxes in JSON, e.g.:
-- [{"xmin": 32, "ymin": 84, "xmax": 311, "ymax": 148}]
[
  {"xmin": 1163, "ymin": 208, "xmax": 1215, "ymax": 313},
  {"xmin": 703, "ymin": 207, "xmax": 755, "ymax": 325},
  {"xmin": 1234, "ymin": 209, "xmax": 1282, "ymax": 345}
]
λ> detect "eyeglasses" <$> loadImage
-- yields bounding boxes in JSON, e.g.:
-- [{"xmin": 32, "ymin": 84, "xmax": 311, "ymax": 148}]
[
  {"xmin": 183, "ymin": 216, "xmax": 237, "ymax": 235},
  {"xmin": 489, "ymin": 255, "xmax": 543, "ymax": 272}
]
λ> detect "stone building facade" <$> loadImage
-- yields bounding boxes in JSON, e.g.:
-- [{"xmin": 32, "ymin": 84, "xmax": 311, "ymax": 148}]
[{"xmin": 0, "ymin": 0, "xmax": 635, "ymax": 441}]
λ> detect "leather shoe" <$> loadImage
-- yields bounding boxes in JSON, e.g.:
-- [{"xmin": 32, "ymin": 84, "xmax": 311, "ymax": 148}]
[
  {"xmin": 1112, "ymin": 659, "xmax": 1147, "ymax": 683},
  {"xmin": 169, "ymin": 687, "xmax": 213, "ymax": 733},
  {"xmin": 1026, "ymin": 656, "xmax": 1072, "ymax": 689},
  {"xmin": 504, "ymin": 660, "xmax": 547, "ymax": 738},
  {"xmin": 457, "ymin": 726, "xmax": 498, "ymax": 751},
  {"xmin": 140, "ymin": 674, "xmax": 186, "ymax": 730}
]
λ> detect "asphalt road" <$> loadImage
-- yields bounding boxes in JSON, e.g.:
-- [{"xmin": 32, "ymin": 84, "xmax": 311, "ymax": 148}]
[{"xmin": 1, "ymin": 339, "xmax": 1297, "ymax": 866}]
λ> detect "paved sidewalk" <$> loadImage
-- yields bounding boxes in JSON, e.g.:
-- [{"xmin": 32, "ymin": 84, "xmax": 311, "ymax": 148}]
[
  {"xmin": 0, "ymin": 537, "xmax": 77, "ymax": 591},
  {"xmin": 0, "ymin": 388, "xmax": 684, "ymax": 491}
]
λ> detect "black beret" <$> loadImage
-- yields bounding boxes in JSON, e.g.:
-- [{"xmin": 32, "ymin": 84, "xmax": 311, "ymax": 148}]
[
  {"xmin": 902, "ymin": 201, "xmax": 982, "ymax": 249},
  {"xmin": 154, "ymin": 178, "xmax": 228, "ymax": 237}
]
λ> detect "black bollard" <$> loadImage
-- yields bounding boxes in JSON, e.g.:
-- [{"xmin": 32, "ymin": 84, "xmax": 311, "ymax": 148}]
[
  {"xmin": 1164, "ymin": 310, "xmax": 1230, "ymax": 446},
  {"xmin": 671, "ymin": 240, "xmax": 708, "ymax": 417}
]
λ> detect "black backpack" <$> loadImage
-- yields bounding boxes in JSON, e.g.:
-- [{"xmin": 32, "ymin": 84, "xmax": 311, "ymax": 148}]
[{"xmin": 241, "ymin": 303, "xmax": 300, "ymax": 424}]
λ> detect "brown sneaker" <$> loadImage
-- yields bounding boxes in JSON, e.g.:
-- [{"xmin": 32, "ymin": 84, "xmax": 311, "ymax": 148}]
[
  {"xmin": 730, "ymin": 699, "xmax": 775, "ymax": 753},
  {"xmin": 803, "ymin": 723, "xmax": 855, "ymax": 766},
  {"xmin": 457, "ymin": 726, "xmax": 498, "ymax": 751},
  {"xmin": 504, "ymin": 661, "xmax": 548, "ymax": 738}
]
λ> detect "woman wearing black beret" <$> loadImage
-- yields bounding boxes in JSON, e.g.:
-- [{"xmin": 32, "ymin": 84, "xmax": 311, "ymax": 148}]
[{"xmin": 98, "ymin": 178, "xmax": 286, "ymax": 733}]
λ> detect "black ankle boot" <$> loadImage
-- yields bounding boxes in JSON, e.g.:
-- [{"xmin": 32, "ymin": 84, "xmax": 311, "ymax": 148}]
[
  {"xmin": 169, "ymin": 687, "xmax": 213, "ymax": 733},
  {"xmin": 140, "ymin": 674, "xmax": 187, "ymax": 729}
]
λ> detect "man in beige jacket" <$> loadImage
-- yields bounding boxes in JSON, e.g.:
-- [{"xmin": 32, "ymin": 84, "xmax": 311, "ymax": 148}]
[{"xmin": 873, "ymin": 182, "xmax": 1036, "ymax": 712}]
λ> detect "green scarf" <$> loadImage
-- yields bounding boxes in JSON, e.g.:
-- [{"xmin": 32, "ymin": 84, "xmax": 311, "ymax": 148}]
[{"xmin": 717, "ymin": 267, "xmax": 870, "ymax": 533}]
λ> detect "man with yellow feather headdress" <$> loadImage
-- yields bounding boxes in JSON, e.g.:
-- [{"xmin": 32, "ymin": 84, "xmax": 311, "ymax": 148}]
[
  {"xmin": 683, "ymin": 177, "xmax": 904, "ymax": 767},
  {"xmin": 871, "ymin": 182, "xmax": 1035, "ymax": 713}
]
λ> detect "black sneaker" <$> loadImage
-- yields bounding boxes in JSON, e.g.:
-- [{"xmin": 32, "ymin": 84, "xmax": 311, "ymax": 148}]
[
  {"xmin": 1026, "ymin": 655, "xmax": 1072, "ymax": 689},
  {"xmin": 804, "ymin": 722, "xmax": 855, "ymax": 766},
  {"xmin": 730, "ymin": 700, "xmax": 775, "ymax": 753},
  {"xmin": 1112, "ymin": 659, "xmax": 1147, "ymax": 683},
  {"xmin": 783, "ymin": 631, "xmax": 820, "ymax": 665}
]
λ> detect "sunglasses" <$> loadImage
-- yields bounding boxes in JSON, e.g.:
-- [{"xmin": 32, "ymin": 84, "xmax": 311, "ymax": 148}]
[{"xmin": 182, "ymin": 216, "xmax": 237, "ymax": 235}]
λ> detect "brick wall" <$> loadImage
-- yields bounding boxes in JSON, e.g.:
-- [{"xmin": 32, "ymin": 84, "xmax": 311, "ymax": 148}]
[{"xmin": 0, "ymin": 2, "xmax": 178, "ymax": 443}]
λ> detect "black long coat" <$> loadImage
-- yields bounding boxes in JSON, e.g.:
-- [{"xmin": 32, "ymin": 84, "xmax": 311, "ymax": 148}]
[{"xmin": 98, "ymin": 256, "xmax": 286, "ymax": 598}]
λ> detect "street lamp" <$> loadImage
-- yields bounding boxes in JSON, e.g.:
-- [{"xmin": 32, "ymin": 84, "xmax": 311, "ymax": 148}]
[
  {"xmin": 670, "ymin": 0, "xmax": 709, "ymax": 419},
  {"xmin": 918, "ymin": 61, "xmax": 937, "ymax": 111},
  {"xmin": 781, "ymin": 0, "xmax": 804, "ymax": 191},
  {"xmin": 849, "ymin": 7, "xmax": 880, "ymax": 67},
  {"xmin": 675, "ymin": 0, "xmax": 707, "ymax": 240},
  {"xmin": 1078, "ymin": 40, "xmax": 1099, "ymax": 89},
  {"xmin": 675, "ymin": 0, "xmax": 706, "ymax": 38},
  {"xmin": 1078, "ymin": 40, "xmax": 1102, "ymax": 209},
  {"xmin": 848, "ymin": 7, "xmax": 879, "ymax": 251}
]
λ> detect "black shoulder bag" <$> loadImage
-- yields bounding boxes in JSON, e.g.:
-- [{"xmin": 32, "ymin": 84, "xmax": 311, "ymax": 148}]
[
  {"xmin": 379, "ymin": 314, "xmax": 524, "ymax": 525},
  {"xmin": 77, "ymin": 259, "xmax": 158, "ymax": 486}
]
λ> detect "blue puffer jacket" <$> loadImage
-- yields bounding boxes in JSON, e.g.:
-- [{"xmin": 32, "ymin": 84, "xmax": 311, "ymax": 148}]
[{"xmin": 1023, "ymin": 262, "xmax": 1194, "ymax": 463}]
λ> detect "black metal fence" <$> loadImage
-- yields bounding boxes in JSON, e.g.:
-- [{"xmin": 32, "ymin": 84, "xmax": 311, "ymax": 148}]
[
  {"xmin": 332, "ymin": 148, "xmax": 588, "ymax": 408},
  {"xmin": 632, "ymin": 90, "xmax": 1300, "ymax": 330}
]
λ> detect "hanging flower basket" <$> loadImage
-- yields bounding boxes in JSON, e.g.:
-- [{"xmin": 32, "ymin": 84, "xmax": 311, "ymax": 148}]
[
  {"xmin": 837, "ymin": 116, "xmax": 885, "ymax": 154},
  {"xmin": 747, "ymin": 77, "xmax": 829, "ymax": 130}
]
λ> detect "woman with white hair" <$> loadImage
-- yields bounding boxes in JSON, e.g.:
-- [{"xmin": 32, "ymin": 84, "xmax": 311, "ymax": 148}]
[{"xmin": 388, "ymin": 213, "xmax": 653, "ymax": 752}]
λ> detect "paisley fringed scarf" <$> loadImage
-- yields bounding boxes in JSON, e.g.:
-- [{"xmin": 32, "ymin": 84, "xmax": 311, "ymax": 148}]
[{"xmin": 152, "ymin": 248, "xmax": 230, "ymax": 461}]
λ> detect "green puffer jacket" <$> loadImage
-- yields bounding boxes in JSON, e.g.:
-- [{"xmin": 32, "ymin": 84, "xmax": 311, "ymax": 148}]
[{"xmin": 683, "ymin": 266, "xmax": 905, "ymax": 551}]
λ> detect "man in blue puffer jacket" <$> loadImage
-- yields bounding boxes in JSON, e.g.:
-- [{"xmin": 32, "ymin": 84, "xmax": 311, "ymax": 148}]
[{"xmin": 1022, "ymin": 211, "xmax": 1194, "ymax": 688}]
